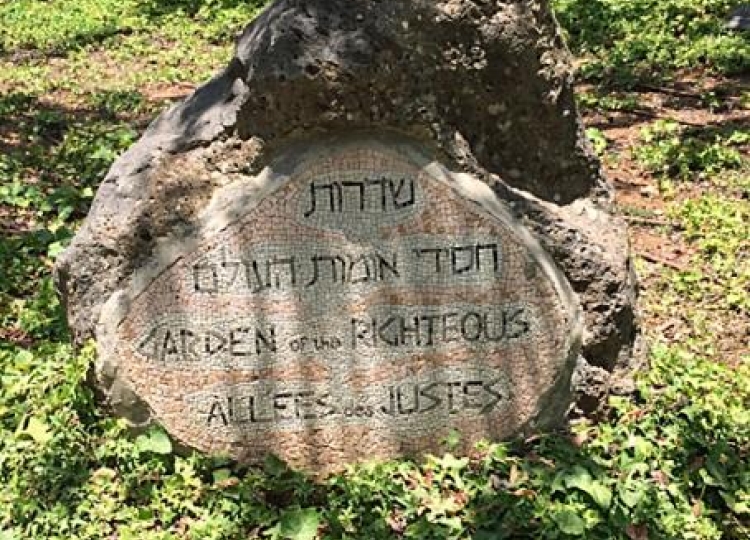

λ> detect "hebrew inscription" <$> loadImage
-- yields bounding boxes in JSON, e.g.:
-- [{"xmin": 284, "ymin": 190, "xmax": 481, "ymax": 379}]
[{"xmin": 107, "ymin": 141, "xmax": 579, "ymax": 472}]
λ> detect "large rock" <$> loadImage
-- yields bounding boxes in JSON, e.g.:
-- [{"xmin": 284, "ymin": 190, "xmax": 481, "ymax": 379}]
[{"xmin": 55, "ymin": 0, "xmax": 639, "ymax": 472}]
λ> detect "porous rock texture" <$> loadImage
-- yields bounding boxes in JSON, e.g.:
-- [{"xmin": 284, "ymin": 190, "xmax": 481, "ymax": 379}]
[{"xmin": 55, "ymin": 0, "xmax": 640, "ymax": 425}]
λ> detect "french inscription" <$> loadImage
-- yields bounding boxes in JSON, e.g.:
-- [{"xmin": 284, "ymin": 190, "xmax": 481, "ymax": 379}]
[{"xmin": 194, "ymin": 369, "xmax": 511, "ymax": 430}]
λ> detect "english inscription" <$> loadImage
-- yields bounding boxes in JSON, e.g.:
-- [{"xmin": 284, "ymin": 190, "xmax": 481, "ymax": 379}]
[{"xmin": 134, "ymin": 304, "xmax": 534, "ymax": 366}]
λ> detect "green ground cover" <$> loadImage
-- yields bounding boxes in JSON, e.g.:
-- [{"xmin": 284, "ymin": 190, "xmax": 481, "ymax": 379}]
[{"xmin": 1, "ymin": 1, "xmax": 748, "ymax": 538}]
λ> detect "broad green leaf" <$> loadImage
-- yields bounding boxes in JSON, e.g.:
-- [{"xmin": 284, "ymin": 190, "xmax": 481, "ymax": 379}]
[
  {"xmin": 212, "ymin": 468, "xmax": 232, "ymax": 483},
  {"xmin": 148, "ymin": 430, "xmax": 173, "ymax": 454},
  {"xmin": 264, "ymin": 453, "xmax": 289, "ymax": 476},
  {"xmin": 564, "ymin": 466, "xmax": 593, "ymax": 489},
  {"xmin": 435, "ymin": 515, "xmax": 463, "ymax": 531},
  {"xmin": 136, "ymin": 428, "xmax": 173, "ymax": 455},
  {"xmin": 279, "ymin": 508, "xmax": 320, "ymax": 540},
  {"xmin": 631, "ymin": 437, "xmax": 655, "ymax": 459},
  {"xmin": 424, "ymin": 495, "xmax": 463, "ymax": 518},
  {"xmin": 442, "ymin": 429, "xmax": 461, "ymax": 449},
  {"xmin": 719, "ymin": 491, "xmax": 750, "ymax": 515},
  {"xmin": 553, "ymin": 509, "xmax": 586, "ymax": 536},
  {"xmin": 564, "ymin": 466, "xmax": 611, "ymax": 509},
  {"xmin": 434, "ymin": 453, "xmax": 469, "ymax": 471},
  {"xmin": 47, "ymin": 241, "xmax": 65, "ymax": 259},
  {"xmin": 618, "ymin": 483, "xmax": 645, "ymax": 509},
  {"xmin": 706, "ymin": 453, "xmax": 729, "ymax": 488},
  {"xmin": 25, "ymin": 417, "xmax": 53, "ymax": 444},
  {"xmin": 586, "ymin": 482, "xmax": 612, "ymax": 510},
  {"xmin": 551, "ymin": 471, "xmax": 566, "ymax": 493},
  {"xmin": 14, "ymin": 349, "xmax": 34, "ymax": 369}
]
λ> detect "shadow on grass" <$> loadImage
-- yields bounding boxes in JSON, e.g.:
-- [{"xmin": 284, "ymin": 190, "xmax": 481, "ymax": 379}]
[
  {"xmin": 0, "ymin": 90, "xmax": 149, "ymax": 347},
  {"xmin": 580, "ymin": 75, "xmax": 750, "ymax": 137},
  {"xmin": 0, "ymin": 27, "xmax": 133, "ymax": 62},
  {"xmin": 0, "ymin": 0, "xmax": 270, "ymax": 62},
  {"xmin": 0, "ymin": 90, "xmax": 151, "ymax": 162},
  {"xmin": 556, "ymin": 0, "xmax": 749, "ymax": 88},
  {"xmin": 135, "ymin": 0, "xmax": 268, "ymax": 19}
]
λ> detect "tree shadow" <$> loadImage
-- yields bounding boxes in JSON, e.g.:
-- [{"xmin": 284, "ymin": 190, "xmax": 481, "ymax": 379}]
[
  {"xmin": 0, "ymin": 90, "xmax": 152, "ymax": 184},
  {"xmin": 0, "ymin": 90, "xmax": 162, "ymax": 348},
  {"xmin": 135, "ymin": 0, "xmax": 267, "ymax": 19},
  {"xmin": 580, "ymin": 75, "xmax": 750, "ymax": 135},
  {"xmin": 0, "ymin": 27, "xmax": 132, "ymax": 62},
  {"xmin": 0, "ymin": 0, "xmax": 270, "ymax": 63}
]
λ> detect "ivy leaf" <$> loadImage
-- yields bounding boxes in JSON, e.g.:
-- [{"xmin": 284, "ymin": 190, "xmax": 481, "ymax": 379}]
[
  {"xmin": 25, "ymin": 417, "xmax": 53, "ymax": 444},
  {"xmin": 442, "ymin": 429, "xmax": 461, "ymax": 450},
  {"xmin": 136, "ymin": 427, "xmax": 172, "ymax": 455},
  {"xmin": 278, "ymin": 508, "xmax": 320, "ymax": 540},
  {"xmin": 264, "ymin": 454, "xmax": 289, "ymax": 476},
  {"xmin": 587, "ymin": 482, "xmax": 612, "ymax": 510},
  {"xmin": 0, "ymin": 529, "xmax": 19, "ymax": 540},
  {"xmin": 433, "ymin": 453, "xmax": 469, "ymax": 471},
  {"xmin": 618, "ymin": 483, "xmax": 645, "ymax": 509},
  {"xmin": 564, "ymin": 466, "xmax": 612, "ymax": 509},
  {"xmin": 553, "ymin": 509, "xmax": 586, "ymax": 536}
]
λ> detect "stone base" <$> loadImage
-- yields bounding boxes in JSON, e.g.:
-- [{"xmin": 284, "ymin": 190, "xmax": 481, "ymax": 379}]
[{"xmin": 54, "ymin": 0, "xmax": 639, "ymax": 473}]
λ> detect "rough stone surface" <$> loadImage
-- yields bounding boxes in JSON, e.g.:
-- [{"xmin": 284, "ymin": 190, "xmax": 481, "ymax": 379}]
[{"xmin": 55, "ymin": 0, "xmax": 639, "ymax": 472}]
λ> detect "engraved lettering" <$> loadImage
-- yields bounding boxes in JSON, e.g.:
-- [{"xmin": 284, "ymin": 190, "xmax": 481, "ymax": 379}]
[
  {"xmin": 389, "ymin": 177, "xmax": 415, "ymax": 209},
  {"xmin": 481, "ymin": 379, "xmax": 505, "ymax": 413},
  {"xmin": 460, "ymin": 312, "xmax": 483, "ymax": 342},
  {"xmin": 476, "ymin": 243, "xmax": 500, "ymax": 273},
  {"xmin": 416, "ymin": 247, "xmax": 447, "ymax": 274},
  {"xmin": 349, "ymin": 255, "xmax": 372, "ymax": 284},
  {"xmin": 397, "ymin": 385, "xmax": 419, "ymax": 415},
  {"xmin": 504, "ymin": 306, "xmax": 531, "ymax": 339},
  {"xmin": 377, "ymin": 252, "xmax": 400, "ymax": 280},
  {"xmin": 304, "ymin": 177, "xmax": 417, "ymax": 216},
  {"xmin": 341, "ymin": 181, "xmax": 366, "ymax": 211},
  {"xmin": 273, "ymin": 393, "xmax": 293, "ymax": 420},
  {"xmin": 206, "ymin": 399, "xmax": 229, "ymax": 427},
  {"xmin": 451, "ymin": 245, "xmax": 475, "ymax": 275},
  {"xmin": 305, "ymin": 182, "xmax": 337, "ymax": 217},
  {"xmin": 269, "ymin": 257, "xmax": 297, "ymax": 288},
  {"xmin": 418, "ymin": 382, "xmax": 442, "ymax": 413},
  {"xmin": 462, "ymin": 381, "xmax": 485, "ymax": 410},
  {"xmin": 193, "ymin": 262, "xmax": 219, "ymax": 293}
]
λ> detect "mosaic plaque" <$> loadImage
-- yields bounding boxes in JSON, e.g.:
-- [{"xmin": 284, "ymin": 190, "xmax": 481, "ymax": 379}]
[{"xmin": 100, "ymin": 137, "xmax": 581, "ymax": 472}]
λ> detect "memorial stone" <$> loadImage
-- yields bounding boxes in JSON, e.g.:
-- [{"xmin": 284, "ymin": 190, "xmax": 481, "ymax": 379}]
[{"xmin": 55, "ymin": 0, "xmax": 639, "ymax": 473}]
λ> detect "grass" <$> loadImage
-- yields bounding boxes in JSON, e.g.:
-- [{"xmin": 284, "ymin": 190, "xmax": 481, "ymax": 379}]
[
  {"xmin": 554, "ymin": 0, "xmax": 750, "ymax": 86},
  {"xmin": 1, "ymin": 0, "xmax": 749, "ymax": 538}
]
